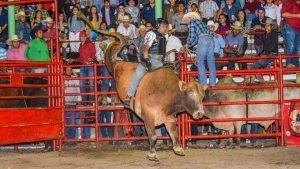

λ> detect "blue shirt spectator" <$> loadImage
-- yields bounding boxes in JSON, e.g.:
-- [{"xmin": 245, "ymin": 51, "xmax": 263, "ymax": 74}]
[
  {"xmin": 101, "ymin": 0, "xmax": 116, "ymax": 28},
  {"xmin": 0, "ymin": 47, "xmax": 7, "ymax": 60},
  {"xmin": 0, "ymin": 7, "xmax": 8, "ymax": 40},
  {"xmin": 221, "ymin": 0, "xmax": 239, "ymax": 23},
  {"xmin": 225, "ymin": 32, "xmax": 244, "ymax": 54},
  {"xmin": 214, "ymin": 34, "xmax": 225, "ymax": 57},
  {"xmin": 141, "ymin": 3, "xmax": 156, "ymax": 26},
  {"xmin": 16, "ymin": 11, "xmax": 31, "ymax": 43},
  {"xmin": 187, "ymin": 19, "xmax": 214, "ymax": 48},
  {"xmin": 68, "ymin": 16, "xmax": 85, "ymax": 32}
]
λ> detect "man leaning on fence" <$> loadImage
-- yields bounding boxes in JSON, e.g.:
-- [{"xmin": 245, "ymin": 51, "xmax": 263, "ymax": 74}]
[{"xmin": 182, "ymin": 12, "xmax": 216, "ymax": 87}]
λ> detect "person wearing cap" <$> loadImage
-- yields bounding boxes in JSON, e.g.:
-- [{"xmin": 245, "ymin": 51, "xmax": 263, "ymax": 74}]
[
  {"xmin": 207, "ymin": 20, "xmax": 225, "ymax": 59},
  {"xmin": 165, "ymin": 24, "xmax": 182, "ymax": 62},
  {"xmin": 15, "ymin": 11, "xmax": 31, "ymax": 43},
  {"xmin": 43, "ymin": 17, "xmax": 56, "ymax": 44},
  {"xmin": 25, "ymin": 27, "xmax": 50, "ymax": 62},
  {"xmin": 70, "ymin": 30, "xmax": 96, "ymax": 97},
  {"xmin": 281, "ymin": 0, "xmax": 300, "ymax": 68},
  {"xmin": 124, "ymin": 18, "xmax": 168, "ymax": 107},
  {"xmin": 125, "ymin": 0, "xmax": 140, "ymax": 26},
  {"xmin": 134, "ymin": 25, "xmax": 147, "ymax": 56},
  {"xmin": 0, "ymin": 6, "xmax": 8, "ymax": 41},
  {"xmin": 29, "ymin": 2, "xmax": 49, "ymax": 23},
  {"xmin": 70, "ymin": 30, "xmax": 96, "ymax": 139},
  {"xmin": 223, "ymin": 21, "xmax": 244, "ymax": 70},
  {"xmin": 247, "ymin": 18, "xmax": 278, "ymax": 82},
  {"xmin": 251, "ymin": 6, "xmax": 269, "ymax": 56},
  {"xmin": 117, "ymin": 15, "xmax": 137, "ymax": 39},
  {"xmin": 181, "ymin": 12, "xmax": 216, "ymax": 87},
  {"xmin": 7, "ymin": 35, "xmax": 27, "ymax": 61}
]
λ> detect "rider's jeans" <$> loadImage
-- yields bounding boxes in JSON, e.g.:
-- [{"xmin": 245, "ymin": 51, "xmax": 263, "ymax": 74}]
[{"xmin": 127, "ymin": 56, "xmax": 163, "ymax": 97}]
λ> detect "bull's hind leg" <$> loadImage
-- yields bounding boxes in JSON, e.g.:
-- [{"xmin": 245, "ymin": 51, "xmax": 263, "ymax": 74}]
[
  {"xmin": 165, "ymin": 116, "xmax": 185, "ymax": 156},
  {"xmin": 144, "ymin": 119, "xmax": 159, "ymax": 161}
]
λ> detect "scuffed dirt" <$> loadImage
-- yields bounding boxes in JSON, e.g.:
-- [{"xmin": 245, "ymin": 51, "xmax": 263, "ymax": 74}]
[{"xmin": 0, "ymin": 146, "xmax": 300, "ymax": 169}]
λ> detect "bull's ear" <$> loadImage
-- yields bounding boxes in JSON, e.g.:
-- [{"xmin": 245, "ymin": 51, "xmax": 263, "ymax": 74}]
[
  {"xmin": 203, "ymin": 85, "xmax": 209, "ymax": 91},
  {"xmin": 179, "ymin": 81, "xmax": 187, "ymax": 91}
]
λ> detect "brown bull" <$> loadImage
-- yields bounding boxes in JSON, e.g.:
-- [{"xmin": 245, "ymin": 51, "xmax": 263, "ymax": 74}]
[
  {"xmin": 102, "ymin": 32, "xmax": 208, "ymax": 161},
  {"xmin": 76, "ymin": 12, "xmax": 208, "ymax": 160}
]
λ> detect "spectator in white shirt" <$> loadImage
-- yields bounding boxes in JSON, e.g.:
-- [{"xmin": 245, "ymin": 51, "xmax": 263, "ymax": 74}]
[
  {"xmin": 199, "ymin": 0, "xmax": 219, "ymax": 23},
  {"xmin": 117, "ymin": 15, "xmax": 137, "ymax": 39},
  {"xmin": 165, "ymin": 24, "xmax": 183, "ymax": 62},
  {"xmin": 264, "ymin": 0, "xmax": 281, "ymax": 28}
]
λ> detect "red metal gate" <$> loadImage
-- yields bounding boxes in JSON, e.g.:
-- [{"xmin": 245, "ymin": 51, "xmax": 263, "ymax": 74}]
[
  {"xmin": 0, "ymin": 0, "xmax": 63, "ymax": 149},
  {"xmin": 0, "ymin": 60, "xmax": 63, "ymax": 148}
]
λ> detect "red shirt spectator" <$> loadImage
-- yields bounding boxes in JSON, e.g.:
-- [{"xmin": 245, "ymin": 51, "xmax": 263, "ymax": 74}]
[
  {"xmin": 244, "ymin": 0, "xmax": 261, "ymax": 14},
  {"xmin": 75, "ymin": 31, "xmax": 96, "ymax": 63},
  {"xmin": 281, "ymin": 0, "xmax": 300, "ymax": 32}
]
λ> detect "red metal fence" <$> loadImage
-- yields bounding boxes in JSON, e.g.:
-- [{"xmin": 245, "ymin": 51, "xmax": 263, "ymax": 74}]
[{"xmin": 61, "ymin": 53, "xmax": 300, "ymax": 148}]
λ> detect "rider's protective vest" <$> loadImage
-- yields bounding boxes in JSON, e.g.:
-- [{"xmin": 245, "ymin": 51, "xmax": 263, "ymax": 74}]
[{"xmin": 148, "ymin": 29, "xmax": 166, "ymax": 58}]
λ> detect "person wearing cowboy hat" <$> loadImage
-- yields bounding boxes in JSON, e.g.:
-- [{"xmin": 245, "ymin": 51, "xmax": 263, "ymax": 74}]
[
  {"xmin": 165, "ymin": 24, "xmax": 182, "ymax": 62},
  {"xmin": 247, "ymin": 18, "xmax": 278, "ymax": 79},
  {"xmin": 15, "ymin": 11, "xmax": 31, "ymax": 43},
  {"xmin": 207, "ymin": 20, "xmax": 225, "ymax": 59},
  {"xmin": 134, "ymin": 25, "xmax": 148, "ymax": 56},
  {"xmin": 181, "ymin": 11, "xmax": 216, "ymax": 87},
  {"xmin": 117, "ymin": 15, "xmax": 137, "ymax": 39},
  {"xmin": 223, "ymin": 21, "xmax": 244, "ymax": 70},
  {"xmin": 7, "ymin": 35, "xmax": 27, "ymax": 61},
  {"xmin": 43, "ymin": 17, "xmax": 56, "ymax": 43}
]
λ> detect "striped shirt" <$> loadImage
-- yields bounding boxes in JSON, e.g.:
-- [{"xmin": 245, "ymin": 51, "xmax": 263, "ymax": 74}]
[
  {"xmin": 187, "ymin": 19, "xmax": 213, "ymax": 47},
  {"xmin": 199, "ymin": 0, "xmax": 219, "ymax": 19}
]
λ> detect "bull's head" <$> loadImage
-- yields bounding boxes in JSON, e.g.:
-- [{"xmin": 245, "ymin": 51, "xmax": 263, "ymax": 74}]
[{"xmin": 179, "ymin": 79, "xmax": 208, "ymax": 119}]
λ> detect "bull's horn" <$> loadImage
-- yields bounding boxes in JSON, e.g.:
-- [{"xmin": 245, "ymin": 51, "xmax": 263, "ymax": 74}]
[{"xmin": 76, "ymin": 10, "xmax": 124, "ymax": 42}]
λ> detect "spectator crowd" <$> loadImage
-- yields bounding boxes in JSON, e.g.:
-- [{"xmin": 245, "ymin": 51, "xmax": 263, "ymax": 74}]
[{"xmin": 0, "ymin": 0, "xmax": 299, "ymax": 146}]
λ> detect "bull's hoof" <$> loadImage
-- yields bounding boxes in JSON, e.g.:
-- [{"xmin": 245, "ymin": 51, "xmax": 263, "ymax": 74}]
[
  {"xmin": 147, "ymin": 152, "xmax": 159, "ymax": 162},
  {"xmin": 173, "ymin": 146, "xmax": 185, "ymax": 156}
]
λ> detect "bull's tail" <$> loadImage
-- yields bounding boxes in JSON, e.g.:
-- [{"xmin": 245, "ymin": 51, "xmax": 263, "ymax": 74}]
[{"xmin": 77, "ymin": 11, "xmax": 126, "ymax": 75}]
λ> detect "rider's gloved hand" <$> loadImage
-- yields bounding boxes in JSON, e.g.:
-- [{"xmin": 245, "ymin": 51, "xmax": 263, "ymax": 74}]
[
  {"xmin": 141, "ymin": 57, "xmax": 152, "ymax": 71},
  {"xmin": 145, "ymin": 58, "xmax": 152, "ymax": 71}
]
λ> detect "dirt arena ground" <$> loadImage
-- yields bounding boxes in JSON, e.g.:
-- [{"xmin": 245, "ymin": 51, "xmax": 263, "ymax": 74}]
[{"xmin": 0, "ymin": 146, "xmax": 300, "ymax": 169}]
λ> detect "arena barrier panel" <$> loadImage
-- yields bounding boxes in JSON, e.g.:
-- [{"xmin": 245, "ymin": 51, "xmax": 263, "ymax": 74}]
[
  {"xmin": 179, "ymin": 52, "xmax": 300, "ymax": 148},
  {"xmin": 0, "ymin": 60, "xmax": 63, "ymax": 150}
]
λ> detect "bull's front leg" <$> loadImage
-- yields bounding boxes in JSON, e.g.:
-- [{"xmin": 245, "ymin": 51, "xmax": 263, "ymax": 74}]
[{"xmin": 165, "ymin": 116, "xmax": 185, "ymax": 156}]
